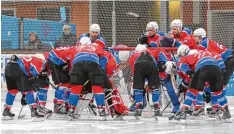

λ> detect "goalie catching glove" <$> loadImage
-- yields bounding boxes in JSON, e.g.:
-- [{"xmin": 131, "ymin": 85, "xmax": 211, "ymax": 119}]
[{"xmin": 165, "ymin": 61, "xmax": 177, "ymax": 75}]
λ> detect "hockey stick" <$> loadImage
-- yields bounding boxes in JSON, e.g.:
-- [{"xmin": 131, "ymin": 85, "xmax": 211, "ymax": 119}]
[
  {"xmin": 88, "ymin": 103, "xmax": 97, "ymax": 116},
  {"xmin": 18, "ymin": 105, "xmax": 26, "ymax": 119},
  {"xmin": 45, "ymin": 104, "xmax": 64, "ymax": 119}
]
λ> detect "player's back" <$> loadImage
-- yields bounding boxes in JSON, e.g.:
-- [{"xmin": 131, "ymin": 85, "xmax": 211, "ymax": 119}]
[
  {"xmin": 30, "ymin": 56, "xmax": 46, "ymax": 77},
  {"xmin": 201, "ymin": 38, "xmax": 232, "ymax": 61},
  {"xmin": 72, "ymin": 44, "xmax": 104, "ymax": 66}
]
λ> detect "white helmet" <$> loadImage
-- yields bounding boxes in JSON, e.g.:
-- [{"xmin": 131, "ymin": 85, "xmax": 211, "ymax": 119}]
[
  {"xmin": 177, "ymin": 45, "xmax": 190, "ymax": 57},
  {"xmin": 188, "ymin": 49, "xmax": 199, "ymax": 55},
  {"xmin": 146, "ymin": 21, "xmax": 159, "ymax": 31},
  {"xmin": 170, "ymin": 19, "xmax": 183, "ymax": 28},
  {"xmin": 79, "ymin": 37, "xmax": 91, "ymax": 45},
  {"xmin": 193, "ymin": 28, "xmax": 206, "ymax": 39},
  {"xmin": 165, "ymin": 61, "xmax": 177, "ymax": 75},
  {"xmin": 90, "ymin": 24, "xmax": 100, "ymax": 33},
  {"xmin": 118, "ymin": 51, "xmax": 130, "ymax": 62},
  {"xmin": 135, "ymin": 44, "xmax": 147, "ymax": 51}
]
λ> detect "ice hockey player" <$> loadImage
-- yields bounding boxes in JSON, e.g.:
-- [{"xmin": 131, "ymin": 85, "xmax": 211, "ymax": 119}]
[
  {"xmin": 47, "ymin": 46, "xmax": 73, "ymax": 114},
  {"xmin": 138, "ymin": 21, "xmax": 166, "ymax": 46},
  {"xmin": 169, "ymin": 19, "xmax": 197, "ymax": 49},
  {"xmin": 148, "ymin": 36, "xmax": 182, "ymax": 48},
  {"xmin": 78, "ymin": 23, "xmax": 107, "ymax": 48},
  {"xmin": 68, "ymin": 42, "xmax": 107, "ymax": 120},
  {"xmin": 193, "ymin": 28, "xmax": 234, "ymax": 115},
  {"xmin": 141, "ymin": 37, "xmax": 180, "ymax": 114},
  {"xmin": 193, "ymin": 28, "xmax": 234, "ymax": 87},
  {"xmin": 2, "ymin": 54, "xmax": 50, "ymax": 119},
  {"xmin": 129, "ymin": 44, "xmax": 162, "ymax": 119},
  {"xmin": 174, "ymin": 45, "xmax": 232, "ymax": 123},
  {"xmin": 176, "ymin": 48, "xmax": 226, "ymax": 117}
]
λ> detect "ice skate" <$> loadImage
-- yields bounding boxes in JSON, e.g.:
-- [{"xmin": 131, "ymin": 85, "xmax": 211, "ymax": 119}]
[
  {"xmin": 174, "ymin": 109, "xmax": 187, "ymax": 125},
  {"xmin": 222, "ymin": 106, "xmax": 232, "ymax": 123},
  {"xmin": 134, "ymin": 103, "xmax": 143, "ymax": 120},
  {"xmin": 207, "ymin": 107, "xmax": 222, "ymax": 118},
  {"xmin": 193, "ymin": 107, "xmax": 205, "ymax": 116},
  {"xmin": 98, "ymin": 106, "xmax": 107, "ymax": 121},
  {"xmin": 29, "ymin": 105, "xmax": 44, "ymax": 122},
  {"xmin": 38, "ymin": 105, "xmax": 52, "ymax": 114},
  {"xmin": 2, "ymin": 106, "xmax": 15, "ymax": 120},
  {"xmin": 67, "ymin": 109, "xmax": 79, "ymax": 121},
  {"xmin": 54, "ymin": 103, "xmax": 67, "ymax": 114}
]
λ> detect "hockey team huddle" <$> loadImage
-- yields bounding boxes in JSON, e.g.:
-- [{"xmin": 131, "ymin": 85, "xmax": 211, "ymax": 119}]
[{"xmin": 2, "ymin": 19, "xmax": 234, "ymax": 124}]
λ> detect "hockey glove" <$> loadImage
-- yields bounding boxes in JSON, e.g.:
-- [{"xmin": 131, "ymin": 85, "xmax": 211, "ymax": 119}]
[
  {"xmin": 186, "ymin": 70, "xmax": 194, "ymax": 78},
  {"xmin": 138, "ymin": 35, "xmax": 148, "ymax": 45},
  {"xmin": 21, "ymin": 94, "xmax": 27, "ymax": 106},
  {"xmin": 40, "ymin": 69, "xmax": 48, "ymax": 77},
  {"xmin": 158, "ymin": 61, "xmax": 166, "ymax": 72},
  {"xmin": 178, "ymin": 80, "xmax": 189, "ymax": 93}
]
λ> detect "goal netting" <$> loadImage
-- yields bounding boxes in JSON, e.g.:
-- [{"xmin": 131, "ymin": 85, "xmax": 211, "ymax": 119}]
[{"xmin": 1, "ymin": 0, "xmax": 234, "ymax": 49}]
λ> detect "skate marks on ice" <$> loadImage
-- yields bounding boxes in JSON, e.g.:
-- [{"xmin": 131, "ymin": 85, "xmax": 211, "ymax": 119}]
[{"xmin": 2, "ymin": 114, "xmax": 234, "ymax": 134}]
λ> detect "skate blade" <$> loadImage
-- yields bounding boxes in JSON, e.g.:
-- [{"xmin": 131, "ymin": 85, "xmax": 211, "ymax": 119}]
[
  {"xmin": 1, "ymin": 116, "xmax": 14, "ymax": 120},
  {"xmin": 99, "ymin": 116, "xmax": 107, "ymax": 121},
  {"xmin": 223, "ymin": 118, "xmax": 232, "ymax": 123},
  {"xmin": 32, "ymin": 117, "xmax": 44, "ymax": 122},
  {"xmin": 134, "ymin": 116, "xmax": 140, "ymax": 120},
  {"xmin": 208, "ymin": 114, "xmax": 216, "ymax": 118},
  {"xmin": 180, "ymin": 119, "xmax": 187, "ymax": 125},
  {"xmin": 168, "ymin": 115, "xmax": 175, "ymax": 121},
  {"xmin": 18, "ymin": 114, "xmax": 26, "ymax": 119},
  {"xmin": 68, "ymin": 115, "xmax": 79, "ymax": 121},
  {"xmin": 114, "ymin": 116, "xmax": 123, "ymax": 121},
  {"xmin": 45, "ymin": 113, "xmax": 53, "ymax": 119},
  {"xmin": 155, "ymin": 116, "xmax": 158, "ymax": 121},
  {"xmin": 174, "ymin": 119, "xmax": 187, "ymax": 125}
]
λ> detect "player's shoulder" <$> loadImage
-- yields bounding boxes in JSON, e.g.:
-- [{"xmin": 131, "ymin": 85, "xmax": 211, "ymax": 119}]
[
  {"xmin": 200, "ymin": 37, "xmax": 209, "ymax": 48},
  {"xmin": 182, "ymin": 27, "xmax": 192, "ymax": 35},
  {"xmin": 157, "ymin": 31, "xmax": 166, "ymax": 36}
]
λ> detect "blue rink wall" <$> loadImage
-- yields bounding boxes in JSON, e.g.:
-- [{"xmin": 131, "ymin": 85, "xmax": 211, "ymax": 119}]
[
  {"xmin": 1, "ymin": 15, "xmax": 76, "ymax": 49},
  {"xmin": 1, "ymin": 54, "xmax": 234, "ymax": 96}
]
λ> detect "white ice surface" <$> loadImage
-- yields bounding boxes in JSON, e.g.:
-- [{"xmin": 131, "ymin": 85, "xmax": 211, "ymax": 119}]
[{"xmin": 1, "ymin": 89, "xmax": 234, "ymax": 134}]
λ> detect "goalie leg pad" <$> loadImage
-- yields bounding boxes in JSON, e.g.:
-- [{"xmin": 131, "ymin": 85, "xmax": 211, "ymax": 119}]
[
  {"xmin": 163, "ymin": 79, "xmax": 180, "ymax": 106},
  {"xmin": 5, "ymin": 89, "xmax": 18, "ymax": 107}
]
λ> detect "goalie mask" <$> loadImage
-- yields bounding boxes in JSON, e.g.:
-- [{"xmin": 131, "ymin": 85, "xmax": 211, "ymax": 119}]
[{"xmin": 104, "ymin": 88, "xmax": 129, "ymax": 116}]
